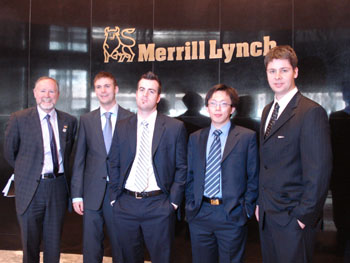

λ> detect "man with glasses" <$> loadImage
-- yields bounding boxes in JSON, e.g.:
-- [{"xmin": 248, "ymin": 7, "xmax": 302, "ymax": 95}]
[{"xmin": 185, "ymin": 84, "xmax": 259, "ymax": 263}]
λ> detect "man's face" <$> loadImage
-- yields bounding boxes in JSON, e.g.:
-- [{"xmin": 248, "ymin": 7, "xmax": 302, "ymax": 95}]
[
  {"xmin": 33, "ymin": 79, "xmax": 59, "ymax": 113},
  {"xmin": 136, "ymin": 79, "xmax": 160, "ymax": 113},
  {"xmin": 206, "ymin": 90, "xmax": 235, "ymax": 128},
  {"xmin": 94, "ymin": 77, "xmax": 118, "ymax": 109},
  {"xmin": 266, "ymin": 59, "xmax": 298, "ymax": 100}
]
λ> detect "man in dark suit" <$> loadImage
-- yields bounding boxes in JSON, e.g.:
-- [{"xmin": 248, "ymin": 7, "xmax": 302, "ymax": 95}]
[
  {"xmin": 4, "ymin": 76, "xmax": 77, "ymax": 263},
  {"xmin": 185, "ymin": 84, "xmax": 259, "ymax": 263},
  {"xmin": 256, "ymin": 45, "xmax": 332, "ymax": 263},
  {"xmin": 70, "ymin": 72, "xmax": 133, "ymax": 262},
  {"xmin": 108, "ymin": 71, "xmax": 187, "ymax": 263}
]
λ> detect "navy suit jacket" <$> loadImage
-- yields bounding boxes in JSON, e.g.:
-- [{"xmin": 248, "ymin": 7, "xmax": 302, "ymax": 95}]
[
  {"xmin": 185, "ymin": 123, "xmax": 259, "ymax": 226},
  {"xmin": 108, "ymin": 113, "xmax": 187, "ymax": 207},
  {"xmin": 258, "ymin": 92, "xmax": 332, "ymax": 227},
  {"xmin": 70, "ymin": 106, "xmax": 133, "ymax": 210},
  {"xmin": 4, "ymin": 107, "xmax": 77, "ymax": 215}
]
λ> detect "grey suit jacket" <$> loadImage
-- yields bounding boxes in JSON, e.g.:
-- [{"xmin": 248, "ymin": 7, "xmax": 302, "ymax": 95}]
[
  {"xmin": 108, "ymin": 113, "xmax": 187, "ymax": 207},
  {"xmin": 258, "ymin": 92, "xmax": 332, "ymax": 227},
  {"xmin": 70, "ymin": 106, "xmax": 133, "ymax": 210},
  {"xmin": 4, "ymin": 107, "xmax": 77, "ymax": 215}
]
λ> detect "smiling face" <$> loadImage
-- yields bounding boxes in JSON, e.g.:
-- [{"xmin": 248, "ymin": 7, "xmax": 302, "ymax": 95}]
[
  {"xmin": 206, "ymin": 90, "xmax": 235, "ymax": 129},
  {"xmin": 136, "ymin": 78, "xmax": 161, "ymax": 115},
  {"xmin": 266, "ymin": 58, "xmax": 298, "ymax": 100},
  {"xmin": 33, "ymin": 78, "xmax": 59, "ymax": 113},
  {"xmin": 94, "ymin": 77, "xmax": 118, "ymax": 110}
]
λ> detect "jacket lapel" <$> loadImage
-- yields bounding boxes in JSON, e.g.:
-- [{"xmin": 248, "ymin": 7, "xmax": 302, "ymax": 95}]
[
  {"xmin": 32, "ymin": 107, "xmax": 44, "ymax": 151},
  {"xmin": 198, "ymin": 128, "xmax": 210, "ymax": 186},
  {"xmin": 94, "ymin": 108, "xmax": 107, "ymax": 155},
  {"xmin": 56, "ymin": 110, "xmax": 67, "ymax": 155},
  {"xmin": 152, "ymin": 113, "xmax": 165, "ymax": 156},
  {"xmin": 263, "ymin": 92, "xmax": 300, "ymax": 142},
  {"xmin": 128, "ymin": 115, "xmax": 137, "ymax": 158},
  {"xmin": 222, "ymin": 124, "xmax": 239, "ymax": 162}
]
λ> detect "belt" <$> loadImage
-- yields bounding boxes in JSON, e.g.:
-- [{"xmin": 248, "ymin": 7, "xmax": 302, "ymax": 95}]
[
  {"xmin": 203, "ymin": 196, "xmax": 223, "ymax": 205},
  {"xmin": 42, "ymin": 173, "xmax": 64, "ymax": 179},
  {"xmin": 124, "ymin": 189, "xmax": 163, "ymax": 199}
]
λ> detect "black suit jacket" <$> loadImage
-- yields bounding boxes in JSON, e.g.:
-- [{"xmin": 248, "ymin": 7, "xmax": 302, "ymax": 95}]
[
  {"xmin": 4, "ymin": 107, "xmax": 77, "ymax": 215},
  {"xmin": 108, "ymin": 113, "xmax": 187, "ymax": 206},
  {"xmin": 258, "ymin": 92, "xmax": 332, "ymax": 227},
  {"xmin": 70, "ymin": 106, "xmax": 133, "ymax": 210},
  {"xmin": 185, "ymin": 124, "xmax": 259, "ymax": 226}
]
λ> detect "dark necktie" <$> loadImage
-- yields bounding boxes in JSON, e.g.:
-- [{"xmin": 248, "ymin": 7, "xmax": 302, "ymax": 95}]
[
  {"xmin": 204, "ymin": 129, "xmax": 222, "ymax": 198},
  {"xmin": 264, "ymin": 102, "xmax": 280, "ymax": 139},
  {"xmin": 103, "ymin": 112, "xmax": 113, "ymax": 153},
  {"xmin": 45, "ymin": 114, "xmax": 59, "ymax": 174}
]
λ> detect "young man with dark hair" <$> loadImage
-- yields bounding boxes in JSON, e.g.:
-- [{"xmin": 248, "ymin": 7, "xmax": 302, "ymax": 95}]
[
  {"xmin": 108, "ymin": 71, "xmax": 187, "ymax": 263},
  {"xmin": 186, "ymin": 84, "xmax": 259, "ymax": 263}
]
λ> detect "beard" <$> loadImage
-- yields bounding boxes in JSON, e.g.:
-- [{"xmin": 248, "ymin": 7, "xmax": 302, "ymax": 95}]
[{"xmin": 38, "ymin": 98, "xmax": 55, "ymax": 112}]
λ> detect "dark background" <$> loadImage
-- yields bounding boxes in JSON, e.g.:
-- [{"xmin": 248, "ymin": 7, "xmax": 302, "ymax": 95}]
[{"xmin": 1, "ymin": 0, "xmax": 349, "ymax": 261}]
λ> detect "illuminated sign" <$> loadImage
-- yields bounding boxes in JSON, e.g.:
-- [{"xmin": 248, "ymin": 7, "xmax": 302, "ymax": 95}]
[{"xmin": 103, "ymin": 26, "xmax": 277, "ymax": 64}]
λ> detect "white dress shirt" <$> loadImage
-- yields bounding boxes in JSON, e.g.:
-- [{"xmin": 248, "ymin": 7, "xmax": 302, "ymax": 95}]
[
  {"xmin": 37, "ymin": 106, "xmax": 63, "ymax": 175},
  {"xmin": 125, "ymin": 110, "xmax": 160, "ymax": 192},
  {"xmin": 264, "ymin": 87, "xmax": 298, "ymax": 132}
]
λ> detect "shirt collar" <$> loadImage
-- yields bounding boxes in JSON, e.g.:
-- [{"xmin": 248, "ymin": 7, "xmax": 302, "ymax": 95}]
[
  {"xmin": 274, "ymin": 87, "xmax": 298, "ymax": 109},
  {"xmin": 100, "ymin": 103, "xmax": 118, "ymax": 117},
  {"xmin": 209, "ymin": 121, "xmax": 231, "ymax": 137},
  {"xmin": 37, "ymin": 105, "xmax": 56, "ymax": 121},
  {"xmin": 137, "ymin": 110, "xmax": 158, "ymax": 127}
]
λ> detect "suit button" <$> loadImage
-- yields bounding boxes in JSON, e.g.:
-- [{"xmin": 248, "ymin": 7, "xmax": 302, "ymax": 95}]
[
  {"xmin": 106, "ymin": 157, "xmax": 109, "ymax": 161},
  {"xmin": 264, "ymin": 165, "xmax": 268, "ymax": 170},
  {"xmin": 102, "ymin": 177, "xmax": 106, "ymax": 179},
  {"xmin": 36, "ymin": 179, "xmax": 40, "ymax": 183}
]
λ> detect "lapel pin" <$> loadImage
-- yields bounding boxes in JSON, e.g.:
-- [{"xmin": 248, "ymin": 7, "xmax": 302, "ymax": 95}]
[{"xmin": 63, "ymin": 125, "xmax": 68, "ymax": 133}]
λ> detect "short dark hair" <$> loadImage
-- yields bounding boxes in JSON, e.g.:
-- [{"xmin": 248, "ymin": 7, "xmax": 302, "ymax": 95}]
[
  {"xmin": 137, "ymin": 71, "xmax": 162, "ymax": 94},
  {"xmin": 264, "ymin": 45, "xmax": 298, "ymax": 69},
  {"xmin": 205, "ymin": 84, "xmax": 239, "ymax": 108},
  {"xmin": 93, "ymin": 71, "xmax": 117, "ymax": 87}
]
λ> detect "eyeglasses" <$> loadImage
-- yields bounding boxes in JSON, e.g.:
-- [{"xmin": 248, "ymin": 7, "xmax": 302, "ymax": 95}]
[{"xmin": 208, "ymin": 101, "xmax": 232, "ymax": 109}]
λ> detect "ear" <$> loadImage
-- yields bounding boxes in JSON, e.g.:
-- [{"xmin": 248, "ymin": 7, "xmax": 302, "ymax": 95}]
[
  {"xmin": 156, "ymin": 94, "xmax": 161, "ymax": 104},
  {"xmin": 231, "ymin": 107, "xmax": 235, "ymax": 115},
  {"xmin": 293, "ymin": 67, "xmax": 299, "ymax": 79}
]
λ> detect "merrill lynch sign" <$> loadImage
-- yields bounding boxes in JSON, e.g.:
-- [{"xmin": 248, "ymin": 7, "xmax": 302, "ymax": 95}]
[{"xmin": 103, "ymin": 26, "xmax": 277, "ymax": 64}]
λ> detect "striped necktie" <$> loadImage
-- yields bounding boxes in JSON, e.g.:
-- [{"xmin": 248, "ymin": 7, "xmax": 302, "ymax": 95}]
[
  {"xmin": 264, "ymin": 102, "xmax": 279, "ymax": 139},
  {"xmin": 204, "ymin": 129, "xmax": 222, "ymax": 198},
  {"xmin": 134, "ymin": 120, "xmax": 151, "ymax": 192}
]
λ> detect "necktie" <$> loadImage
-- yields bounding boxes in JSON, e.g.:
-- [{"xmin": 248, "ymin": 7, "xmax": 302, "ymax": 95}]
[
  {"xmin": 264, "ymin": 102, "xmax": 280, "ymax": 139},
  {"xmin": 204, "ymin": 129, "xmax": 222, "ymax": 198},
  {"xmin": 103, "ymin": 112, "xmax": 113, "ymax": 153},
  {"xmin": 45, "ymin": 114, "xmax": 59, "ymax": 174},
  {"xmin": 134, "ymin": 120, "xmax": 151, "ymax": 192}
]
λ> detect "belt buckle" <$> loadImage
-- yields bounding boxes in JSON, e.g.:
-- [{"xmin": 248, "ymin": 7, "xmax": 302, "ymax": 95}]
[
  {"xmin": 135, "ymin": 192, "xmax": 143, "ymax": 199},
  {"xmin": 210, "ymin": 199, "xmax": 220, "ymax": 205}
]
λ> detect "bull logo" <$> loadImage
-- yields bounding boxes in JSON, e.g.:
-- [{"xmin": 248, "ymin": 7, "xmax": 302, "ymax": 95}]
[{"xmin": 103, "ymin": 26, "xmax": 136, "ymax": 63}]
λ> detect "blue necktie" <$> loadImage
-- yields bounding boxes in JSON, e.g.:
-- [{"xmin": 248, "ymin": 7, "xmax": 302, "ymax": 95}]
[
  {"xmin": 45, "ymin": 114, "xmax": 59, "ymax": 174},
  {"xmin": 204, "ymin": 129, "xmax": 222, "ymax": 198},
  {"xmin": 103, "ymin": 112, "xmax": 113, "ymax": 153}
]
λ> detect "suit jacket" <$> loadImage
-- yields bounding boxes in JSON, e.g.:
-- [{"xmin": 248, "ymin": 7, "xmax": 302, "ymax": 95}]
[
  {"xmin": 70, "ymin": 106, "xmax": 133, "ymax": 210},
  {"xmin": 258, "ymin": 92, "xmax": 332, "ymax": 227},
  {"xmin": 185, "ymin": 124, "xmax": 259, "ymax": 226},
  {"xmin": 108, "ymin": 113, "xmax": 187, "ymax": 207},
  {"xmin": 4, "ymin": 107, "xmax": 77, "ymax": 215}
]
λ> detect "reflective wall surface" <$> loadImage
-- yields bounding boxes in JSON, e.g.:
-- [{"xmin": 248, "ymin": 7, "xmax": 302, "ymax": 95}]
[{"xmin": 0, "ymin": 0, "xmax": 350, "ymax": 254}]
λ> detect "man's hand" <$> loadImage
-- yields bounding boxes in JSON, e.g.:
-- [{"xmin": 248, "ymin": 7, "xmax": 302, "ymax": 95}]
[
  {"xmin": 255, "ymin": 205, "xmax": 259, "ymax": 222},
  {"xmin": 73, "ymin": 201, "xmax": 84, "ymax": 215},
  {"xmin": 297, "ymin": 219, "xmax": 306, "ymax": 229}
]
